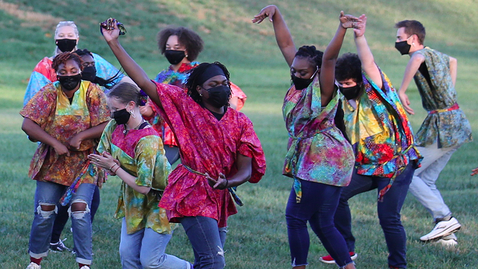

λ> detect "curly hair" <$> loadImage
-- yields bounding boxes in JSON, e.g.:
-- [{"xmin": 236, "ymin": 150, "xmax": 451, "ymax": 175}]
[
  {"xmin": 186, "ymin": 62, "xmax": 231, "ymax": 104},
  {"xmin": 52, "ymin": 52, "xmax": 83, "ymax": 72},
  {"xmin": 157, "ymin": 26, "xmax": 204, "ymax": 61},
  {"xmin": 395, "ymin": 20, "xmax": 426, "ymax": 45},
  {"xmin": 335, "ymin": 53, "xmax": 362, "ymax": 83},
  {"xmin": 107, "ymin": 82, "xmax": 142, "ymax": 106},
  {"xmin": 295, "ymin": 45, "xmax": 324, "ymax": 68}
]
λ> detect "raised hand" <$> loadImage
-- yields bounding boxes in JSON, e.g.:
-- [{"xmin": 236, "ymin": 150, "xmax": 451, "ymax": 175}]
[
  {"xmin": 252, "ymin": 5, "xmax": 277, "ymax": 24},
  {"xmin": 353, "ymin": 14, "xmax": 367, "ymax": 37},
  {"xmin": 99, "ymin": 18, "xmax": 121, "ymax": 43},
  {"xmin": 339, "ymin": 11, "xmax": 361, "ymax": 29}
]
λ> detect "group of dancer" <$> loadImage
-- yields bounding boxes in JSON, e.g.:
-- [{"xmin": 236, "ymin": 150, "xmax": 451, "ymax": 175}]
[{"xmin": 19, "ymin": 4, "xmax": 471, "ymax": 269}]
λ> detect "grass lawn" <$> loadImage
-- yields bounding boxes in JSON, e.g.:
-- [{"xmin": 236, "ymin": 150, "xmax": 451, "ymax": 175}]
[{"xmin": 1, "ymin": 0, "xmax": 478, "ymax": 268}]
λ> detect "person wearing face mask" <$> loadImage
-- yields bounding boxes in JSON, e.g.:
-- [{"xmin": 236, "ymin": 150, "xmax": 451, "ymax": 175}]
[
  {"xmin": 394, "ymin": 20, "xmax": 472, "ymax": 246},
  {"xmin": 322, "ymin": 15, "xmax": 422, "ymax": 269},
  {"xmin": 23, "ymin": 21, "xmax": 127, "ymax": 106},
  {"xmin": 20, "ymin": 52, "xmax": 110, "ymax": 269},
  {"xmin": 100, "ymin": 18, "xmax": 266, "ymax": 269},
  {"xmin": 253, "ymin": 6, "xmax": 358, "ymax": 269},
  {"xmin": 140, "ymin": 26, "xmax": 247, "ymax": 165},
  {"xmin": 87, "ymin": 82, "xmax": 192, "ymax": 269}
]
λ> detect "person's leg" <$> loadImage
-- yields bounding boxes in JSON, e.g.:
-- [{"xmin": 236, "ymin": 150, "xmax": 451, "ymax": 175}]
[
  {"xmin": 334, "ymin": 171, "xmax": 376, "ymax": 252},
  {"xmin": 377, "ymin": 163, "xmax": 414, "ymax": 269},
  {"xmin": 140, "ymin": 228, "xmax": 191, "ymax": 269},
  {"xmin": 305, "ymin": 181, "xmax": 353, "ymax": 268},
  {"xmin": 164, "ymin": 146, "xmax": 180, "ymax": 165},
  {"xmin": 180, "ymin": 216, "xmax": 225, "ymax": 269},
  {"xmin": 50, "ymin": 203, "xmax": 69, "ymax": 246},
  {"xmin": 70, "ymin": 183, "xmax": 96, "ymax": 266},
  {"xmin": 409, "ymin": 144, "xmax": 458, "ymax": 220},
  {"xmin": 218, "ymin": 227, "xmax": 227, "ymax": 249},
  {"xmin": 90, "ymin": 185, "xmax": 101, "ymax": 223},
  {"xmin": 119, "ymin": 218, "xmax": 143, "ymax": 269},
  {"xmin": 29, "ymin": 181, "xmax": 65, "ymax": 263},
  {"xmin": 285, "ymin": 184, "xmax": 311, "ymax": 268}
]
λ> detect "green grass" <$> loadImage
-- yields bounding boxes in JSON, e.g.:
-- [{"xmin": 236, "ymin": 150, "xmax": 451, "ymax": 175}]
[{"xmin": 1, "ymin": 0, "xmax": 478, "ymax": 268}]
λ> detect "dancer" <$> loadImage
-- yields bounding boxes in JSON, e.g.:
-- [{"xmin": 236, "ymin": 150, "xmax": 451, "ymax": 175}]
[
  {"xmin": 100, "ymin": 18, "xmax": 266, "ymax": 269},
  {"xmin": 319, "ymin": 15, "xmax": 421, "ymax": 269},
  {"xmin": 395, "ymin": 20, "xmax": 472, "ymax": 245},
  {"xmin": 253, "ymin": 5, "xmax": 357, "ymax": 269}
]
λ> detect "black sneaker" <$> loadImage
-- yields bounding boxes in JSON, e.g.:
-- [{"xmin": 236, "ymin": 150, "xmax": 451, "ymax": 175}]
[{"xmin": 49, "ymin": 238, "xmax": 72, "ymax": 252}]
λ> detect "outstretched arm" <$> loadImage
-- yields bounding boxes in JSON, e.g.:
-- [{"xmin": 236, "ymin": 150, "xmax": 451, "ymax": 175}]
[
  {"xmin": 353, "ymin": 15, "xmax": 383, "ymax": 90},
  {"xmin": 398, "ymin": 53, "xmax": 425, "ymax": 115},
  {"xmin": 100, "ymin": 19, "xmax": 160, "ymax": 106},
  {"xmin": 321, "ymin": 11, "xmax": 360, "ymax": 105},
  {"xmin": 449, "ymin": 56, "xmax": 457, "ymax": 87},
  {"xmin": 253, "ymin": 5, "xmax": 296, "ymax": 66}
]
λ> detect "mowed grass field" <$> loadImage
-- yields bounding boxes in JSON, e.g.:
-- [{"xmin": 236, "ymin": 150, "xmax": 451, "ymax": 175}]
[{"xmin": 1, "ymin": 0, "xmax": 478, "ymax": 268}]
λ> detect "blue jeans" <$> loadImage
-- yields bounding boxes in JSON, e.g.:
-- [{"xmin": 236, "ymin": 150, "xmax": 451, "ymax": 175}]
[
  {"xmin": 286, "ymin": 180, "xmax": 352, "ymax": 268},
  {"xmin": 119, "ymin": 218, "xmax": 191, "ymax": 269},
  {"xmin": 409, "ymin": 144, "xmax": 458, "ymax": 221},
  {"xmin": 180, "ymin": 216, "xmax": 226, "ymax": 269},
  {"xmin": 51, "ymin": 185, "xmax": 100, "ymax": 243},
  {"xmin": 29, "ymin": 181, "xmax": 96, "ymax": 265},
  {"xmin": 335, "ymin": 163, "xmax": 415, "ymax": 269}
]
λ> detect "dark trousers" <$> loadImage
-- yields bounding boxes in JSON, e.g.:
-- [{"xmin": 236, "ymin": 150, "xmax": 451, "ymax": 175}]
[{"xmin": 334, "ymin": 163, "xmax": 415, "ymax": 268}]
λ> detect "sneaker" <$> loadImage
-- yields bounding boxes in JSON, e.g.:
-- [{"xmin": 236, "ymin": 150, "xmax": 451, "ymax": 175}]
[
  {"xmin": 79, "ymin": 266, "xmax": 90, "ymax": 269},
  {"xmin": 49, "ymin": 238, "xmax": 72, "ymax": 252},
  {"xmin": 433, "ymin": 233, "xmax": 458, "ymax": 248},
  {"xmin": 420, "ymin": 217, "xmax": 461, "ymax": 242},
  {"xmin": 319, "ymin": 252, "xmax": 357, "ymax": 264},
  {"xmin": 26, "ymin": 262, "xmax": 41, "ymax": 269}
]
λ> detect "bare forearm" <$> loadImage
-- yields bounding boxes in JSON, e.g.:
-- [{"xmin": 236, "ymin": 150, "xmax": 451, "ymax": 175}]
[
  {"xmin": 323, "ymin": 24, "xmax": 347, "ymax": 62},
  {"xmin": 449, "ymin": 56, "xmax": 457, "ymax": 87}
]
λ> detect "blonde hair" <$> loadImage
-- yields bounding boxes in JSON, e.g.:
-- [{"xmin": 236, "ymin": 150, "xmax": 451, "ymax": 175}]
[{"xmin": 55, "ymin": 21, "xmax": 79, "ymax": 38}]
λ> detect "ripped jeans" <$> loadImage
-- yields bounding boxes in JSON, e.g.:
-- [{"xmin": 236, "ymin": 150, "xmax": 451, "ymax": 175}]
[
  {"xmin": 29, "ymin": 181, "xmax": 95, "ymax": 265},
  {"xmin": 180, "ymin": 216, "xmax": 226, "ymax": 269}
]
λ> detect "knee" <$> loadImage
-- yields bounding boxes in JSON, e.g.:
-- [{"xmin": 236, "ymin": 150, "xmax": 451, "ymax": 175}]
[
  {"xmin": 37, "ymin": 203, "xmax": 57, "ymax": 218},
  {"xmin": 69, "ymin": 199, "xmax": 90, "ymax": 219}
]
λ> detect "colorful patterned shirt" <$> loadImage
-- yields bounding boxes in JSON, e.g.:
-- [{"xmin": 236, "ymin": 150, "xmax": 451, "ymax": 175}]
[
  {"xmin": 20, "ymin": 81, "xmax": 110, "ymax": 186},
  {"xmin": 413, "ymin": 47, "xmax": 472, "ymax": 148},
  {"xmin": 151, "ymin": 82, "xmax": 266, "ymax": 227},
  {"xmin": 282, "ymin": 79, "xmax": 355, "ymax": 202},
  {"xmin": 342, "ymin": 68, "xmax": 421, "ymax": 199},
  {"xmin": 97, "ymin": 120, "xmax": 175, "ymax": 235},
  {"xmin": 23, "ymin": 53, "xmax": 125, "ymax": 106}
]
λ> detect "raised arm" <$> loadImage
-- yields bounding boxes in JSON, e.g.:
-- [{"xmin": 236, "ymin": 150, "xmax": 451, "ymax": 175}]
[
  {"xmin": 321, "ymin": 11, "xmax": 359, "ymax": 104},
  {"xmin": 100, "ymin": 19, "xmax": 160, "ymax": 106},
  {"xmin": 253, "ymin": 5, "xmax": 296, "ymax": 66},
  {"xmin": 398, "ymin": 52, "xmax": 425, "ymax": 115},
  {"xmin": 353, "ymin": 15, "xmax": 383, "ymax": 90},
  {"xmin": 449, "ymin": 56, "xmax": 457, "ymax": 87}
]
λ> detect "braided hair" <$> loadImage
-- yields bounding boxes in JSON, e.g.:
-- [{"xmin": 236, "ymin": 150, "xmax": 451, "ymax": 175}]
[
  {"xmin": 186, "ymin": 62, "xmax": 230, "ymax": 104},
  {"xmin": 52, "ymin": 52, "xmax": 83, "ymax": 72},
  {"xmin": 295, "ymin": 45, "xmax": 323, "ymax": 68}
]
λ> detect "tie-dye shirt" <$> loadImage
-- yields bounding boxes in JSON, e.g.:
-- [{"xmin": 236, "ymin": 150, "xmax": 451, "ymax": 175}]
[
  {"xmin": 282, "ymin": 79, "xmax": 355, "ymax": 202},
  {"xmin": 342, "ymin": 67, "xmax": 421, "ymax": 198},
  {"xmin": 151, "ymin": 82, "xmax": 266, "ymax": 227},
  {"xmin": 412, "ymin": 47, "xmax": 472, "ymax": 148},
  {"xmin": 20, "ymin": 81, "xmax": 109, "ymax": 186},
  {"xmin": 23, "ymin": 53, "xmax": 124, "ymax": 106},
  {"xmin": 97, "ymin": 120, "xmax": 175, "ymax": 235}
]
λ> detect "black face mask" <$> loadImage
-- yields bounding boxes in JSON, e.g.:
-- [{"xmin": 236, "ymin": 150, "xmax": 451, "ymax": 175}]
[
  {"xmin": 395, "ymin": 41, "xmax": 411, "ymax": 55},
  {"xmin": 164, "ymin": 50, "xmax": 186, "ymax": 65},
  {"xmin": 113, "ymin": 108, "xmax": 131, "ymax": 125},
  {"xmin": 58, "ymin": 74, "xmax": 82, "ymax": 91},
  {"xmin": 56, "ymin": 39, "xmax": 77, "ymax": 52},
  {"xmin": 81, "ymin": 66, "xmax": 97, "ymax": 82},
  {"xmin": 339, "ymin": 84, "xmax": 362, "ymax": 100},
  {"xmin": 205, "ymin": 85, "xmax": 231, "ymax": 108},
  {"xmin": 291, "ymin": 69, "xmax": 317, "ymax": 90}
]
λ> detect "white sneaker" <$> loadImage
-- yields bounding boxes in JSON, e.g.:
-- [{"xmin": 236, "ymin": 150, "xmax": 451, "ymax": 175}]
[
  {"xmin": 79, "ymin": 266, "xmax": 90, "ymax": 269},
  {"xmin": 433, "ymin": 233, "xmax": 458, "ymax": 248},
  {"xmin": 26, "ymin": 262, "xmax": 41, "ymax": 269},
  {"xmin": 420, "ymin": 217, "xmax": 461, "ymax": 242}
]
